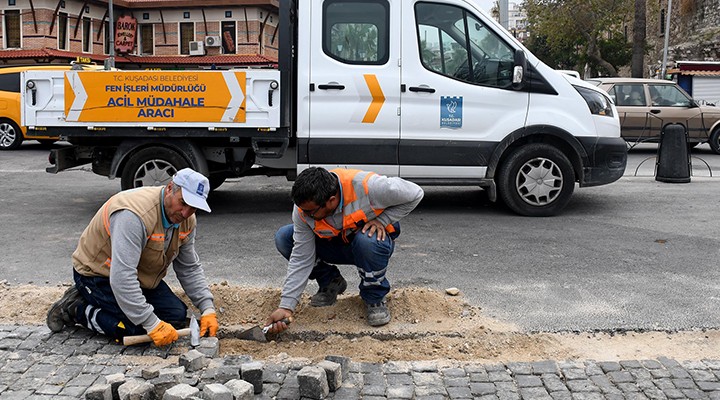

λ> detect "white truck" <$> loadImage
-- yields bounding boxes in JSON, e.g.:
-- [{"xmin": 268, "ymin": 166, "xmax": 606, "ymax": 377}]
[{"xmin": 22, "ymin": 0, "xmax": 626, "ymax": 216}]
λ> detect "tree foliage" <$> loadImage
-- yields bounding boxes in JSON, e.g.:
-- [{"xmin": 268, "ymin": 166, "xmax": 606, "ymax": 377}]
[{"xmin": 523, "ymin": 0, "xmax": 634, "ymax": 76}]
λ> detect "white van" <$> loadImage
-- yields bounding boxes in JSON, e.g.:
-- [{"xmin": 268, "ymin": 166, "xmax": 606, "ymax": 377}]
[{"xmin": 26, "ymin": 0, "xmax": 626, "ymax": 216}]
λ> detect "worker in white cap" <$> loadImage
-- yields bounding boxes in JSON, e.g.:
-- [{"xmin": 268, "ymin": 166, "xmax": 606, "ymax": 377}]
[{"xmin": 47, "ymin": 168, "xmax": 218, "ymax": 347}]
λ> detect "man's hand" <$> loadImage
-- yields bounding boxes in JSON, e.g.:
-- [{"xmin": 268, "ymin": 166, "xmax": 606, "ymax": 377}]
[
  {"xmin": 148, "ymin": 321, "xmax": 179, "ymax": 347},
  {"xmin": 361, "ymin": 219, "xmax": 387, "ymax": 241},
  {"xmin": 200, "ymin": 312, "xmax": 219, "ymax": 337},
  {"xmin": 265, "ymin": 308, "xmax": 293, "ymax": 334}
]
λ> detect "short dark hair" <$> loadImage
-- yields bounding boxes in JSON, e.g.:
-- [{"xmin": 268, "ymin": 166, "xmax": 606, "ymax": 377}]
[{"xmin": 291, "ymin": 167, "xmax": 338, "ymax": 206}]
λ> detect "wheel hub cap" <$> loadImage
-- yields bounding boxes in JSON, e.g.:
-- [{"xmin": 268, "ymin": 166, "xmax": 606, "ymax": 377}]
[
  {"xmin": 133, "ymin": 160, "xmax": 177, "ymax": 188},
  {"xmin": 516, "ymin": 157, "xmax": 563, "ymax": 206}
]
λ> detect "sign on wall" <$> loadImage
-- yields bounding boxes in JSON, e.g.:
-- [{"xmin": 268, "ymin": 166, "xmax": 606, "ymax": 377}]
[{"xmin": 115, "ymin": 15, "xmax": 137, "ymax": 53}]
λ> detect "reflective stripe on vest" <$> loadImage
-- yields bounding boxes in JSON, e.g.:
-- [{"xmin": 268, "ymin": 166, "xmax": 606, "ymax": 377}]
[{"xmin": 299, "ymin": 169, "xmax": 396, "ymax": 242}]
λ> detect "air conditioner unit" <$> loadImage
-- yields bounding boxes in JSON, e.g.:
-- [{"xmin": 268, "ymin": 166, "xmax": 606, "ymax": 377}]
[
  {"xmin": 189, "ymin": 41, "xmax": 205, "ymax": 56},
  {"xmin": 204, "ymin": 36, "xmax": 221, "ymax": 47}
]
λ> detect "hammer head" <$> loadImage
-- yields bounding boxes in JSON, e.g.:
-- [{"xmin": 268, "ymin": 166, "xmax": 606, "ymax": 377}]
[{"xmin": 189, "ymin": 315, "xmax": 200, "ymax": 347}]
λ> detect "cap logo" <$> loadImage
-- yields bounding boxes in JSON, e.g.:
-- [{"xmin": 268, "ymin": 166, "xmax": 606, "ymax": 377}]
[{"xmin": 196, "ymin": 183, "xmax": 205, "ymax": 196}]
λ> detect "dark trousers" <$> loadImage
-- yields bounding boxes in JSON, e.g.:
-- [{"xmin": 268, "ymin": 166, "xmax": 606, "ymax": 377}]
[
  {"xmin": 274, "ymin": 223, "xmax": 399, "ymax": 304},
  {"xmin": 73, "ymin": 270, "xmax": 187, "ymax": 341}
]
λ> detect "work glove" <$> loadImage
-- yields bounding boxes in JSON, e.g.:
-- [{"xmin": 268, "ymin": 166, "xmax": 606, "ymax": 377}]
[
  {"xmin": 200, "ymin": 312, "xmax": 219, "ymax": 337},
  {"xmin": 148, "ymin": 321, "xmax": 179, "ymax": 347}
]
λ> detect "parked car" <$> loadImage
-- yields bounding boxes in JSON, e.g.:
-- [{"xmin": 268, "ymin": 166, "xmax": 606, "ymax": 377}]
[
  {"xmin": 0, "ymin": 63, "xmax": 107, "ymax": 150},
  {"xmin": 588, "ymin": 77, "xmax": 720, "ymax": 153}
]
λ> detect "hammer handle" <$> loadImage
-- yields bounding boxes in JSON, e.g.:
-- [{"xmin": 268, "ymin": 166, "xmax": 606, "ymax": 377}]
[{"xmin": 123, "ymin": 328, "xmax": 192, "ymax": 346}]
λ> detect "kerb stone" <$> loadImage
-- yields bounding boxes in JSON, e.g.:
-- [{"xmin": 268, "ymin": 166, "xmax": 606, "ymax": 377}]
[
  {"xmin": 201, "ymin": 383, "xmax": 232, "ymax": 400},
  {"xmin": 317, "ymin": 360, "xmax": 342, "ymax": 392},
  {"xmin": 298, "ymin": 366, "xmax": 329, "ymax": 400},
  {"xmin": 225, "ymin": 379, "xmax": 254, "ymax": 400}
]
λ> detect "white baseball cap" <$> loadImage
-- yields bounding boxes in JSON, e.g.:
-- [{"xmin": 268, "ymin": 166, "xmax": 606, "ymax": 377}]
[{"xmin": 172, "ymin": 168, "xmax": 211, "ymax": 213}]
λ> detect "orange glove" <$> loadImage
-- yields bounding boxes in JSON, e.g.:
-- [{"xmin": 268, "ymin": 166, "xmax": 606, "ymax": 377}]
[
  {"xmin": 200, "ymin": 312, "xmax": 219, "ymax": 337},
  {"xmin": 148, "ymin": 321, "xmax": 178, "ymax": 347}
]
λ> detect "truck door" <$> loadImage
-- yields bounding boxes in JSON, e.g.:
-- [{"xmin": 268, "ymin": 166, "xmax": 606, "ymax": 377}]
[
  {"xmin": 306, "ymin": 0, "xmax": 401, "ymax": 176},
  {"xmin": 399, "ymin": 0, "xmax": 529, "ymax": 179}
]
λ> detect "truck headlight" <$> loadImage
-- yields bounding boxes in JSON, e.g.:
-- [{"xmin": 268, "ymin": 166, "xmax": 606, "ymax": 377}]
[{"xmin": 574, "ymin": 85, "xmax": 613, "ymax": 117}]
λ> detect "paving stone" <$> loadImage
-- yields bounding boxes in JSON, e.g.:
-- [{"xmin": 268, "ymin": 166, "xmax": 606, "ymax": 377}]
[
  {"xmin": 446, "ymin": 385, "xmax": 472, "ymax": 399},
  {"xmin": 58, "ymin": 385, "xmax": 88, "ymax": 397},
  {"xmin": 360, "ymin": 363, "xmax": 383, "ymax": 373},
  {"xmin": 597, "ymin": 362, "xmax": 622, "ymax": 373},
  {"xmin": 549, "ymin": 391, "xmax": 573, "ymax": 400},
  {"xmin": 609, "ymin": 371, "xmax": 635, "ymax": 383},
  {"xmin": 150, "ymin": 374, "xmax": 179, "ymax": 398},
  {"xmin": 411, "ymin": 361, "xmax": 438, "ymax": 372},
  {"xmin": 641, "ymin": 360, "xmax": 663, "ymax": 369},
  {"xmin": 67, "ymin": 373, "xmax": 99, "ymax": 387},
  {"xmin": 469, "ymin": 370, "xmax": 491, "ymax": 382},
  {"xmin": 326, "ymin": 355, "xmax": 352, "ymax": 379},
  {"xmin": 542, "ymin": 374, "xmax": 569, "ymax": 393},
  {"xmin": 470, "ymin": 382, "xmax": 497, "ymax": 396},
  {"xmin": 518, "ymin": 387, "xmax": 551, "ymax": 399},
  {"xmin": 163, "ymin": 383, "xmax": 200, "ymax": 399},
  {"xmin": 663, "ymin": 388, "xmax": 686, "ymax": 399},
  {"xmin": 658, "ymin": 358, "xmax": 682, "ymax": 369},
  {"xmin": 160, "ymin": 366, "xmax": 186, "ymax": 380},
  {"xmin": 445, "ymin": 376, "xmax": 470, "ymax": 387},
  {"xmin": 506, "ymin": 362, "xmax": 532, "ymax": 375},
  {"xmin": 84, "ymin": 383, "xmax": 113, "ymax": 400},
  {"xmin": 532, "ymin": 361, "xmax": 559, "ymax": 375},
  {"xmin": 681, "ymin": 388, "xmax": 707, "ymax": 399},
  {"xmin": 642, "ymin": 388, "xmax": 668, "ymax": 400},
  {"xmin": 416, "ymin": 385, "xmax": 449, "ymax": 396},
  {"xmin": 636, "ymin": 379, "xmax": 656, "ymax": 390},
  {"xmin": 588, "ymin": 375, "xmax": 622, "ymax": 395},
  {"xmin": 683, "ymin": 361, "xmax": 708, "ymax": 370},
  {"xmin": 562, "ymin": 368, "xmax": 588, "ymax": 380},
  {"xmin": 704, "ymin": 360, "xmax": 720, "ymax": 370},
  {"xmin": 225, "ymin": 379, "xmax": 254, "ymax": 400},
  {"xmin": 698, "ymin": 381, "xmax": 720, "ymax": 391},
  {"xmin": 487, "ymin": 371, "xmax": 513, "ymax": 382},
  {"xmin": 361, "ymin": 384, "xmax": 387, "ymax": 396},
  {"xmin": 516, "ymin": 375, "xmax": 543, "ymax": 387},
  {"xmin": 672, "ymin": 378, "xmax": 698, "ymax": 389},
  {"xmin": 630, "ymin": 368, "xmax": 653, "ymax": 380},
  {"xmin": 386, "ymin": 373, "xmax": 413, "ymax": 386},
  {"xmin": 298, "ymin": 365, "xmax": 329, "ymax": 400},
  {"xmin": 317, "ymin": 360, "xmax": 342, "ymax": 392},
  {"xmin": 141, "ymin": 364, "xmax": 164, "ymax": 379},
  {"xmin": 689, "ymin": 369, "xmax": 718, "ymax": 381},
  {"xmin": 496, "ymin": 390, "xmax": 520, "ymax": 400},
  {"xmin": 566, "ymin": 379, "xmax": 600, "ymax": 392},
  {"xmin": 362, "ymin": 372, "xmax": 385, "ymax": 386},
  {"xmin": 179, "ymin": 350, "xmax": 209, "ymax": 372},
  {"xmin": 570, "ymin": 393, "xmax": 606, "ymax": 400},
  {"xmin": 34, "ymin": 384, "xmax": 63, "ymax": 395},
  {"xmin": 412, "ymin": 372, "xmax": 443, "ymax": 386},
  {"xmin": 201, "ymin": 383, "xmax": 232, "ymax": 400},
  {"xmin": 197, "ymin": 337, "xmax": 219, "ymax": 358},
  {"xmin": 584, "ymin": 363, "xmax": 604, "ymax": 376},
  {"xmin": 332, "ymin": 386, "xmax": 361, "ymax": 399},
  {"xmin": 240, "ymin": 361, "xmax": 263, "ymax": 394},
  {"xmin": 649, "ymin": 368, "xmax": 672, "ymax": 378}
]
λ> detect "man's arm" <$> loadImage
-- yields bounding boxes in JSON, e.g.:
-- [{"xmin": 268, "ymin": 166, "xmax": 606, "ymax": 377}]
[
  {"xmin": 366, "ymin": 174, "xmax": 424, "ymax": 227},
  {"xmin": 173, "ymin": 229, "xmax": 215, "ymax": 314},
  {"xmin": 278, "ymin": 209, "xmax": 318, "ymax": 311},
  {"xmin": 108, "ymin": 210, "xmax": 160, "ymax": 332}
]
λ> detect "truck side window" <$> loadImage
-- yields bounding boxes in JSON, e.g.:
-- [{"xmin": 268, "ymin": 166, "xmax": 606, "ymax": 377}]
[
  {"xmin": 416, "ymin": 2, "xmax": 515, "ymax": 88},
  {"xmin": 323, "ymin": 0, "xmax": 389, "ymax": 65}
]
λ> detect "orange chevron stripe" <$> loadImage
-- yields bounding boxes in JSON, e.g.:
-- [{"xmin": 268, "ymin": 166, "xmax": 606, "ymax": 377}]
[{"xmin": 362, "ymin": 74, "xmax": 385, "ymax": 123}]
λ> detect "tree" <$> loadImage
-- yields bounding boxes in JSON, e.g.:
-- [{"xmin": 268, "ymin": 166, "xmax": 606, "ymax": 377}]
[
  {"xmin": 631, "ymin": 0, "xmax": 646, "ymax": 77},
  {"xmin": 524, "ymin": 0, "xmax": 633, "ymax": 76}
]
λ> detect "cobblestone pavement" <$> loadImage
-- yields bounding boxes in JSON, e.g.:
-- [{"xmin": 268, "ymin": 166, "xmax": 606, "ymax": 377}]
[{"xmin": 2, "ymin": 324, "xmax": 720, "ymax": 399}]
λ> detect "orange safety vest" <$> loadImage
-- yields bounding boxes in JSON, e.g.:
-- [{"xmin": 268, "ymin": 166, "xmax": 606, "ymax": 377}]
[{"xmin": 298, "ymin": 169, "xmax": 396, "ymax": 243}]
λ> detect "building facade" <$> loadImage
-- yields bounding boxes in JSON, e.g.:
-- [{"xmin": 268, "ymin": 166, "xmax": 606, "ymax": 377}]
[{"xmin": 0, "ymin": 0, "xmax": 279, "ymax": 69}]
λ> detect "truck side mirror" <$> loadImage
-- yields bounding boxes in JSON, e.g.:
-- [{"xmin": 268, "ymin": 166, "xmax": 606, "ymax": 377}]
[{"xmin": 512, "ymin": 49, "xmax": 527, "ymax": 90}]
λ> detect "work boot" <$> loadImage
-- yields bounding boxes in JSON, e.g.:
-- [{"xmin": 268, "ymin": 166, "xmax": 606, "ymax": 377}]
[
  {"xmin": 310, "ymin": 275, "xmax": 347, "ymax": 307},
  {"xmin": 46, "ymin": 286, "xmax": 82, "ymax": 332},
  {"xmin": 366, "ymin": 300, "xmax": 391, "ymax": 327}
]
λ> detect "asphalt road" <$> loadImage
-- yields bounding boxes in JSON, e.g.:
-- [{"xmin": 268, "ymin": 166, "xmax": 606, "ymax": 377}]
[{"xmin": 1, "ymin": 141, "xmax": 719, "ymax": 334}]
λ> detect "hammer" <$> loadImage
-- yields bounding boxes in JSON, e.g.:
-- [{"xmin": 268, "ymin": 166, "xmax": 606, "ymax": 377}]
[{"xmin": 122, "ymin": 315, "xmax": 201, "ymax": 346}]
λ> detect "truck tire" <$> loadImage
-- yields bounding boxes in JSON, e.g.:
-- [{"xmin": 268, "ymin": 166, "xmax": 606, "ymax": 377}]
[
  {"xmin": 709, "ymin": 128, "xmax": 720, "ymax": 155},
  {"xmin": 497, "ymin": 143, "xmax": 575, "ymax": 217},
  {"xmin": 121, "ymin": 147, "xmax": 190, "ymax": 190},
  {"xmin": 0, "ymin": 120, "xmax": 23, "ymax": 150}
]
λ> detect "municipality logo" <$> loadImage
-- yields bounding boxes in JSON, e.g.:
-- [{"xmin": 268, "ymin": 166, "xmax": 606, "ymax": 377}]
[{"xmin": 196, "ymin": 183, "xmax": 205, "ymax": 196}]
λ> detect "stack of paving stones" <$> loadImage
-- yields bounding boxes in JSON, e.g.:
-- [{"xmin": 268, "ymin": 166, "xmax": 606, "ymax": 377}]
[{"xmin": 3, "ymin": 324, "xmax": 720, "ymax": 399}]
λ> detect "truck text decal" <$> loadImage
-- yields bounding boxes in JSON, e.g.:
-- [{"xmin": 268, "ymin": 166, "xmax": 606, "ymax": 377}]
[{"xmin": 64, "ymin": 71, "xmax": 247, "ymax": 123}]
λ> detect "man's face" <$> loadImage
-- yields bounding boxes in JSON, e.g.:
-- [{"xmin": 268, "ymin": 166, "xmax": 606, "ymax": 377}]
[
  {"xmin": 164, "ymin": 183, "xmax": 197, "ymax": 224},
  {"xmin": 298, "ymin": 200, "xmax": 331, "ymax": 221}
]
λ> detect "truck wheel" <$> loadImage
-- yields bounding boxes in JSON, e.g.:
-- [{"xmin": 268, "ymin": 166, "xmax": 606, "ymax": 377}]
[
  {"xmin": 0, "ymin": 120, "xmax": 23, "ymax": 150},
  {"xmin": 497, "ymin": 143, "xmax": 575, "ymax": 217},
  {"xmin": 121, "ymin": 147, "xmax": 189, "ymax": 190},
  {"xmin": 709, "ymin": 128, "xmax": 720, "ymax": 155}
]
